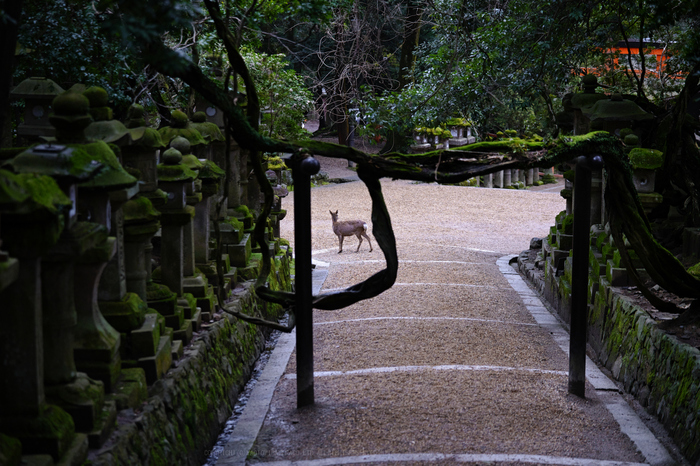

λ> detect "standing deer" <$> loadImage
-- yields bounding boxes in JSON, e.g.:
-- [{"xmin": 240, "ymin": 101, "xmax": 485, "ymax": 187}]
[{"xmin": 329, "ymin": 210, "xmax": 373, "ymax": 253}]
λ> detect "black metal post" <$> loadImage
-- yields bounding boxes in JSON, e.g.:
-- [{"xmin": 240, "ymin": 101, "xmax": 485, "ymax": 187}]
[
  {"xmin": 569, "ymin": 154, "xmax": 603, "ymax": 398},
  {"xmin": 292, "ymin": 155, "xmax": 320, "ymax": 408}
]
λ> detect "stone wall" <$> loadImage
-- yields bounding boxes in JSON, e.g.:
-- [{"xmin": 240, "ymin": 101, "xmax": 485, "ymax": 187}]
[
  {"xmin": 520, "ymin": 220, "xmax": 700, "ymax": 464},
  {"xmin": 88, "ymin": 282, "xmax": 279, "ymax": 465}
]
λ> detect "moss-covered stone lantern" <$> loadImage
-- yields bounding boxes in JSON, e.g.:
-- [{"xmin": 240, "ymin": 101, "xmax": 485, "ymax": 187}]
[
  {"xmin": 9, "ymin": 77, "xmax": 65, "ymax": 143},
  {"xmin": 154, "ymin": 147, "xmax": 197, "ymax": 343},
  {"xmin": 2, "ymin": 139, "xmax": 115, "ymax": 436},
  {"xmin": 0, "ymin": 171, "xmax": 83, "ymax": 461},
  {"xmin": 83, "ymin": 86, "xmax": 133, "ymax": 147},
  {"xmin": 47, "ymin": 90, "xmax": 138, "ymax": 392},
  {"xmin": 122, "ymin": 103, "xmax": 167, "ymax": 195}
]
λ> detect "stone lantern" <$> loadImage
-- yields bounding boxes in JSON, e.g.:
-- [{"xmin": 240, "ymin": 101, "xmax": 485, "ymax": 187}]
[
  {"xmin": 0, "ymin": 171, "xmax": 85, "ymax": 461},
  {"xmin": 10, "ymin": 77, "xmax": 65, "ymax": 143},
  {"xmin": 48, "ymin": 90, "xmax": 138, "ymax": 392},
  {"xmin": 154, "ymin": 147, "xmax": 197, "ymax": 343},
  {"xmin": 122, "ymin": 103, "xmax": 167, "ymax": 195},
  {"xmin": 628, "ymin": 144, "xmax": 665, "ymax": 214},
  {"xmin": 3, "ymin": 142, "xmax": 116, "ymax": 436},
  {"xmin": 588, "ymin": 95, "xmax": 655, "ymax": 225}
]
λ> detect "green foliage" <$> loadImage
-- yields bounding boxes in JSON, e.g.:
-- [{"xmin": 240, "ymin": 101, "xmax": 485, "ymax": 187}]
[
  {"xmin": 16, "ymin": 0, "xmax": 139, "ymax": 113},
  {"xmin": 240, "ymin": 50, "xmax": 313, "ymax": 140}
]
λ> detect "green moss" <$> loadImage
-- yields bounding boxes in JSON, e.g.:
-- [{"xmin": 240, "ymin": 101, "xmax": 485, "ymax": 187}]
[
  {"xmin": 233, "ymin": 205, "xmax": 251, "ymax": 217},
  {"xmin": 123, "ymin": 196, "xmax": 160, "ymax": 223},
  {"xmin": 18, "ymin": 173, "xmax": 72, "ymax": 214},
  {"xmin": 157, "ymin": 163, "xmax": 197, "ymax": 182},
  {"xmin": 562, "ymin": 214, "xmax": 574, "ymax": 234},
  {"xmin": 0, "ymin": 433, "xmax": 21, "ymax": 466},
  {"xmin": 74, "ymin": 140, "xmax": 138, "ymax": 190},
  {"xmin": 628, "ymin": 148, "xmax": 664, "ymax": 170},
  {"xmin": 688, "ymin": 262, "xmax": 700, "ymax": 279}
]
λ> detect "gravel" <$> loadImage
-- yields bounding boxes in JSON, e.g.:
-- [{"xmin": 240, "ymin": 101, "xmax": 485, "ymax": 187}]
[{"xmin": 249, "ymin": 177, "xmax": 646, "ymax": 465}]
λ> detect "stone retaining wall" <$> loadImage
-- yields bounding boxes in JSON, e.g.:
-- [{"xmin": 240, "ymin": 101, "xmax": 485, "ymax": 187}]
[
  {"xmin": 87, "ymin": 283, "xmax": 279, "ymax": 466},
  {"xmin": 519, "ymin": 235, "xmax": 700, "ymax": 464}
]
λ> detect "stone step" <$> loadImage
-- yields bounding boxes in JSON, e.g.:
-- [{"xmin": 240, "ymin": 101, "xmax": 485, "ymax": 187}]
[
  {"xmin": 171, "ymin": 339, "xmax": 184, "ymax": 361},
  {"xmin": 107, "ymin": 368, "xmax": 147, "ymax": 410},
  {"xmin": 87, "ymin": 400, "xmax": 117, "ymax": 449},
  {"xmin": 226, "ymin": 233, "xmax": 251, "ymax": 268},
  {"xmin": 137, "ymin": 335, "xmax": 172, "ymax": 385},
  {"xmin": 173, "ymin": 319, "xmax": 193, "ymax": 345},
  {"xmin": 130, "ymin": 312, "xmax": 160, "ymax": 357},
  {"xmin": 190, "ymin": 308, "xmax": 202, "ymax": 332}
]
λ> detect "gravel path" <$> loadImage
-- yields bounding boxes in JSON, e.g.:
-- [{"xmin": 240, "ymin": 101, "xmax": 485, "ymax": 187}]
[{"xmin": 228, "ymin": 176, "xmax": 666, "ymax": 465}]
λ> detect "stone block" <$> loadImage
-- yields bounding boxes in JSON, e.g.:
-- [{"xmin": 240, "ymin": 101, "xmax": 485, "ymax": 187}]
[
  {"xmin": 173, "ymin": 319, "xmax": 193, "ymax": 345},
  {"xmin": 682, "ymin": 227, "xmax": 700, "ymax": 259},
  {"xmin": 137, "ymin": 336, "xmax": 172, "ymax": 384},
  {"xmin": 196, "ymin": 288, "xmax": 215, "ymax": 314},
  {"xmin": 218, "ymin": 222, "xmax": 243, "ymax": 244},
  {"xmin": 87, "ymin": 400, "xmax": 117, "ymax": 449},
  {"xmin": 190, "ymin": 308, "xmax": 202, "ymax": 332},
  {"xmin": 108, "ymin": 368, "xmax": 147, "ymax": 410},
  {"xmin": 0, "ymin": 433, "xmax": 21, "ymax": 466},
  {"xmin": 606, "ymin": 259, "xmax": 629, "ymax": 286},
  {"xmin": 131, "ymin": 313, "xmax": 160, "ymax": 357},
  {"xmin": 0, "ymin": 404, "xmax": 76, "ymax": 461},
  {"xmin": 226, "ymin": 233, "xmax": 251, "ymax": 268},
  {"xmin": 557, "ymin": 232, "xmax": 573, "ymax": 250},
  {"xmin": 171, "ymin": 339, "xmax": 184, "ymax": 361},
  {"xmin": 99, "ymin": 292, "xmax": 148, "ymax": 333},
  {"xmin": 44, "ymin": 373, "xmax": 104, "ymax": 433},
  {"xmin": 183, "ymin": 274, "xmax": 208, "ymax": 298},
  {"xmin": 162, "ymin": 305, "xmax": 184, "ymax": 329},
  {"xmin": 178, "ymin": 293, "xmax": 197, "ymax": 319}
]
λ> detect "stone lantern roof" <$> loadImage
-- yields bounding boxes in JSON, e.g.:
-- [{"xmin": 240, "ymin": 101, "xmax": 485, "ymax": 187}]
[
  {"xmin": 10, "ymin": 76, "xmax": 65, "ymax": 99},
  {"xmin": 588, "ymin": 93, "xmax": 654, "ymax": 129},
  {"xmin": 158, "ymin": 110, "xmax": 206, "ymax": 146},
  {"xmin": 170, "ymin": 136, "xmax": 204, "ymax": 171},
  {"xmin": 189, "ymin": 112, "xmax": 225, "ymax": 143},
  {"xmin": 157, "ymin": 148, "xmax": 197, "ymax": 182},
  {"xmin": 124, "ymin": 104, "xmax": 166, "ymax": 149},
  {"xmin": 3, "ymin": 144, "xmax": 102, "ymax": 184},
  {"xmin": 77, "ymin": 143, "xmax": 139, "ymax": 191},
  {"xmin": 0, "ymin": 169, "xmax": 30, "ymax": 210}
]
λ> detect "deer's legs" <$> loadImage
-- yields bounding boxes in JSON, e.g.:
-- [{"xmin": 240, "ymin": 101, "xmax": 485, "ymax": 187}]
[
  {"xmin": 338, "ymin": 235, "xmax": 344, "ymax": 253},
  {"xmin": 361, "ymin": 232, "xmax": 373, "ymax": 252}
]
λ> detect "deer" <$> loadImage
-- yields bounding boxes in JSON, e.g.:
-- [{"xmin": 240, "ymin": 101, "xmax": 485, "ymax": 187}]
[{"xmin": 329, "ymin": 210, "xmax": 373, "ymax": 253}]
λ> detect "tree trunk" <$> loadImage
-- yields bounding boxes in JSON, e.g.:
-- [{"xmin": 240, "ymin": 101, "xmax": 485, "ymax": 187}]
[{"xmin": 381, "ymin": 1, "xmax": 422, "ymax": 154}]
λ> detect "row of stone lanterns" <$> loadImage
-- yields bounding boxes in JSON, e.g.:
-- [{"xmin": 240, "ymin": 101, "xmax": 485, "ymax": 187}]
[{"xmin": 0, "ymin": 77, "xmax": 288, "ymax": 464}]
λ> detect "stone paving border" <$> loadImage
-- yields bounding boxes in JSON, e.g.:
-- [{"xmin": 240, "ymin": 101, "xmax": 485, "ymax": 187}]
[
  {"xmin": 216, "ymin": 263, "xmax": 327, "ymax": 466},
  {"xmin": 217, "ymin": 255, "xmax": 674, "ymax": 466},
  {"xmin": 497, "ymin": 255, "xmax": 674, "ymax": 466}
]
